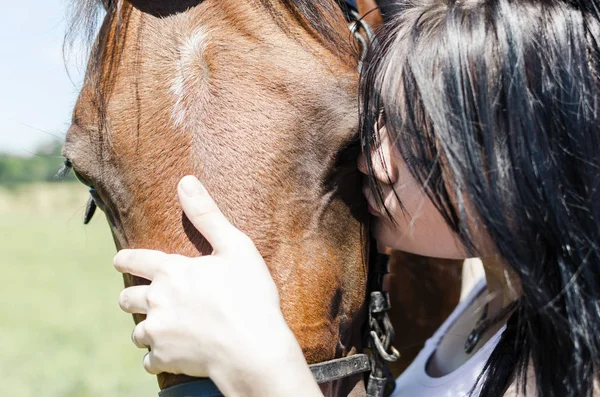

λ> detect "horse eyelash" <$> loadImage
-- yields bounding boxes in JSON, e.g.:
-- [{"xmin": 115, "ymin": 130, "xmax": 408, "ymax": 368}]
[{"xmin": 55, "ymin": 159, "xmax": 73, "ymax": 181}]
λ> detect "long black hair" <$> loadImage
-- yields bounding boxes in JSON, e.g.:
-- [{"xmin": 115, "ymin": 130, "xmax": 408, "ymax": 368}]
[{"xmin": 360, "ymin": 0, "xmax": 600, "ymax": 396}]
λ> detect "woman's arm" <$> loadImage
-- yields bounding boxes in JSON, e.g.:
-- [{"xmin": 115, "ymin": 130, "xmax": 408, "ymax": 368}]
[{"xmin": 113, "ymin": 175, "xmax": 323, "ymax": 397}]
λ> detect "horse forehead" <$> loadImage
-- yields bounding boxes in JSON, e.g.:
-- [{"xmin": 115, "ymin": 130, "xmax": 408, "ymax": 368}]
[
  {"xmin": 86, "ymin": 1, "xmax": 358, "ymax": 172},
  {"xmin": 159, "ymin": 23, "xmax": 357, "ymax": 136}
]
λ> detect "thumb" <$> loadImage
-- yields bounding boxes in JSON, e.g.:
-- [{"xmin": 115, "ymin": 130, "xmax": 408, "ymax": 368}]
[{"xmin": 178, "ymin": 176, "xmax": 242, "ymax": 254}]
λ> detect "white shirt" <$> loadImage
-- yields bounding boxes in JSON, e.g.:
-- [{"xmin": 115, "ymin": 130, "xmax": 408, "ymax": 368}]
[{"xmin": 390, "ymin": 279, "xmax": 505, "ymax": 397}]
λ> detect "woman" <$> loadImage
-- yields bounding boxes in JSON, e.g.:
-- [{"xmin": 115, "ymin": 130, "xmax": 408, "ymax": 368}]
[{"xmin": 113, "ymin": 0, "xmax": 600, "ymax": 395}]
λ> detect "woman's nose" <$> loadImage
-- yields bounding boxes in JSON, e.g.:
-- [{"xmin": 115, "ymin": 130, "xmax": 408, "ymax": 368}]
[
  {"xmin": 357, "ymin": 127, "xmax": 399, "ymax": 185},
  {"xmin": 357, "ymin": 152, "xmax": 369, "ymax": 176}
]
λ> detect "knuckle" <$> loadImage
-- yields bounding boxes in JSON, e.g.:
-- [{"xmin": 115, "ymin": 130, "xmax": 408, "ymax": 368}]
[
  {"xmin": 132, "ymin": 330, "xmax": 146, "ymax": 349},
  {"xmin": 157, "ymin": 257, "xmax": 177, "ymax": 277},
  {"xmin": 118, "ymin": 290, "xmax": 130, "ymax": 310},
  {"xmin": 150, "ymin": 350, "xmax": 172, "ymax": 374},
  {"xmin": 143, "ymin": 321, "xmax": 159, "ymax": 340},
  {"xmin": 144, "ymin": 318, "xmax": 169, "ymax": 342},
  {"xmin": 143, "ymin": 353, "xmax": 157, "ymax": 374},
  {"xmin": 134, "ymin": 321, "xmax": 146, "ymax": 337},
  {"xmin": 150, "ymin": 349, "xmax": 165, "ymax": 366},
  {"xmin": 113, "ymin": 250, "xmax": 130, "ymax": 269},
  {"xmin": 145, "ymin": 288, "xmax": 162, "ymax": 308},
  {"xmin": 132, "ymin": 326, "xmax": 141, "ymax": 344},
  {"xmin": 234, "ymin": 231, "xmax": 255, "ymax": 250},
  {"xmin": 158, "ymin": 251, "xmax": 173, "ymax": 266},
  {"xmin": 116, "ymin": 249, "xmax": 135, "ymax": 266},
  {"xmin": 170, "ymin": 255, "xmax": 192, "ymax": 269},
  {"xmin": 188, "ymin": 197, "xmax": 218, "ymax": 218}
]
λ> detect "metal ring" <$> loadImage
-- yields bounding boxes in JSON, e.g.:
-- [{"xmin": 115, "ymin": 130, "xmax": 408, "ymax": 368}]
[{"xmin": 370, "ymin": 330, "xmax": 400, "ymax": 362}]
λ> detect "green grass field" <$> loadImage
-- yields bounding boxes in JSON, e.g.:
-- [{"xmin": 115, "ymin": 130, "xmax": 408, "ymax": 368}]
[{"xmin": 0, "ymin": 183, "xmax": 157, "ymax": 396}]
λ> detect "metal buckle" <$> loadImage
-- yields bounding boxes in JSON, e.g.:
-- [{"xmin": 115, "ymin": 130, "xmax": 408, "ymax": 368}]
[
  {"xmin": 348, "ymin": 9, "xmax": 375, "ymax": 69},
  {"xmin": 366, "ymin": 290, "xmax": 400, "ymax": 397},
  {"xmin": 369, "ymin": 291, "xmax": 400, "ymax": 363}
]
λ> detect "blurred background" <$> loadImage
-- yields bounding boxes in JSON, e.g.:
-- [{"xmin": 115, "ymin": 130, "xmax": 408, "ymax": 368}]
[{"xmin": 0, "ymin": 0, "xmax": 157, "ymax": 395}]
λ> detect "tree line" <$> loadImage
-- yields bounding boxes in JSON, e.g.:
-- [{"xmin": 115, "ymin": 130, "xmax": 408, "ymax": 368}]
[{"xmin": 0, "ymin": 140, "xmax": 76, "ymax": 185}]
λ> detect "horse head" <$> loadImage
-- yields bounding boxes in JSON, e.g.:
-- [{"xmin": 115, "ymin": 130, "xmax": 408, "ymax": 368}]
[{"xmin": 63, "ymin": 0, "xmax": 382, "ymax": 395}]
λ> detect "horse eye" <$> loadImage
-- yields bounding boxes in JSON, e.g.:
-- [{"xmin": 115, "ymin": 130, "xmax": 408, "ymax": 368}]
[
  {"xmin": 71, "ymin": 169, "xmax": 102, "ymax": 224},
  {"xmin": 73, "ymin": 170, "xmax": 93, "ymax": 188}
]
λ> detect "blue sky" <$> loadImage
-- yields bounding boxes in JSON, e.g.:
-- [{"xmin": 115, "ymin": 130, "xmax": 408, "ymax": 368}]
[{"xmin": 0, "ymin": 0, "xmax": 88, "ymax": 156}]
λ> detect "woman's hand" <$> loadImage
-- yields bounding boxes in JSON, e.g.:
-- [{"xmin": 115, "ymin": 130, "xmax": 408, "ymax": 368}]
[{"xmin": 113, "ymin": 176, "xmax": 322, "ymax": 397}]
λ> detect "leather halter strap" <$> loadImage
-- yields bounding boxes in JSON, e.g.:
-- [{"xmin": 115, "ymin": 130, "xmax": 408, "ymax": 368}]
[
  {"xmin": 159, "ymin": 379, "xmax": 221, "ymax": 397},
  {"xmin": 310, "ymin": 353, "xmax": 371, "ymax": 383},
  {"xmin": 159, "ymin": 354, "xmax": 372, "ymax": 397}
]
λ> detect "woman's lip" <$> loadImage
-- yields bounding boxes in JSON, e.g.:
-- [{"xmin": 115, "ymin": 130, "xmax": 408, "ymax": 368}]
[
  {"xmin": 362, "ymin": 188, "xmax": 380, "ymax": 216},
  {"xmin": 367, "ymin": 203, "xmax": 380, "ymax": 216}
]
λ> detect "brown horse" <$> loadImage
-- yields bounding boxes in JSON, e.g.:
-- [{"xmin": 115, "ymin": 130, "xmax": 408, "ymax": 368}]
[{"xmin": 63, "ymin": 0, "xmax": 460, "ymax": 395}]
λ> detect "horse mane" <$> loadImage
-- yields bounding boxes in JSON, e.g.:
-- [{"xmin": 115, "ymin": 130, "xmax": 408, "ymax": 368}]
[
  {"xmin": 66, "ymin": 0, "xmax": 354, "ymax": 59},
  {"xmin": 259, "ymin": 0, "xmax": 356, "ymax": 56}
]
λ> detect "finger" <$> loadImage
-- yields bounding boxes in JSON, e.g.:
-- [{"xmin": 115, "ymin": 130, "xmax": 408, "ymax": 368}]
[
  {"xmin": 131, "ymin": 322, "xmax": 151, "ymax": 349},
  {"xmin": 119, "ymin": 285, "xmax": 150, "ymax": 314},
  {"xmin": 178, "ymin": 175, "xmax": 245, "ymax": 253},
  {"xmin": 113, "ymin": 249, "xmax": 169, "ymax": 280},
  {"xmin": 143, "ymin": 351, "xmax": 162, "ymax": 375}
]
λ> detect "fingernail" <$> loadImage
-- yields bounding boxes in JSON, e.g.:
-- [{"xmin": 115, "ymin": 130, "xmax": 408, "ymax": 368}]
[{"xmin": 180, "ymin": 176, "xmax": 205, "ymax": 197}]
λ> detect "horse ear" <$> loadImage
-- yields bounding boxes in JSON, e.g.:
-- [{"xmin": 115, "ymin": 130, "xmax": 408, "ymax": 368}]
[{"xmin": 356, "ymin": 0, "xmax": 384, "ymax": 29}]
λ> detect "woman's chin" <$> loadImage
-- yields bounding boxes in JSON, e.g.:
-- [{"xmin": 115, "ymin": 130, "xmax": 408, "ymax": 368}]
[
  {"xmin": 371, "ymin": 217, "xmax": 469, "ymax": 259},
  {"xmin": 371, "ymin": 218, "xmax": 400, "ymax": 251}
]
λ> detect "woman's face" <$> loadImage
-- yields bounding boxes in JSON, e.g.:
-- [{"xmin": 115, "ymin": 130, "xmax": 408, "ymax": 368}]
[{"xmin": 358, "ymin": 125, "xmax": 469, "ymax": 259}]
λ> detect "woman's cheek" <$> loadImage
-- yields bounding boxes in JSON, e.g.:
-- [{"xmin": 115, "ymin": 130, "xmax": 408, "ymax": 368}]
[{"xmin": 373, "ymin": 181, "xmax": 469, "ymax": 260}]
